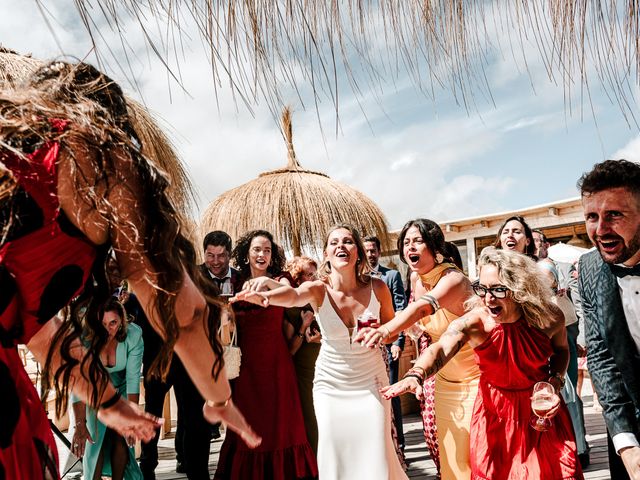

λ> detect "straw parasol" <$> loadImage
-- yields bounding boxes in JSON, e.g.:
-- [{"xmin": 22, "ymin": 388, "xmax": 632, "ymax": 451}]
[
  {"xmin": 200, "ymin": 107, "xmax": 390, "ymax": 257},
  {"xmin": 0, "ymin": 49, "xmax": 195, "ymax": 215},
  {"xmin": 43, "ymin": 2, "xmax": 640, "ymax": 117}
]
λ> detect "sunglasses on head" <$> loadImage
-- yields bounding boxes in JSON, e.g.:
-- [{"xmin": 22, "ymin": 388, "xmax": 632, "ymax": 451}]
[{"xmin": 472, "ymin": 283, "xmax": 509, "ymax": 299}]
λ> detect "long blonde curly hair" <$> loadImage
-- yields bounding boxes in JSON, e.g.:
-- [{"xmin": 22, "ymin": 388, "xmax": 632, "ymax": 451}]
[{"xmin": 466, "ymin": 247, "xmax": 558, "ymax": 331}]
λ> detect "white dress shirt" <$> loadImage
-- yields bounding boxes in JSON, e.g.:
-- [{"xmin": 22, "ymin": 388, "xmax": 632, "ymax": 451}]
[{"xmin": 612, "ymin": 264, "xmax": 640, "ymax": 453}]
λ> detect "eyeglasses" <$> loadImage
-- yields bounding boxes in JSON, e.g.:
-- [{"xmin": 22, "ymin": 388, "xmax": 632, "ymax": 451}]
[{"xmin": 472, "ymin": 283, "xmax": 509, "ymax": 299}]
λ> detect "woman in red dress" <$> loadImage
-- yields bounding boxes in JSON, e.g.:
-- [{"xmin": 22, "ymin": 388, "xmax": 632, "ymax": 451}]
[
  {"xmin": 0, "ymin": 61, "xmax": 258, "ymax": 479},
  {"xmin": 374, "ymin": 247, "xmax": 583, "ymax": 479},
  {"xmin": 215, "ymin": 230, "xmax": 317, "ymax": 479}
]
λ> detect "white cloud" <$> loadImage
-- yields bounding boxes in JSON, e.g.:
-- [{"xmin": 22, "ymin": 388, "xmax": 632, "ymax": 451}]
[{"xmin": 611, "ymin": 135, "xmax": 640, "ymax": 162}]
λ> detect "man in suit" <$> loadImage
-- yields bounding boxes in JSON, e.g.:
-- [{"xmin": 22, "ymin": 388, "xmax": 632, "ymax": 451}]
[
  {"xmin": 199, "ymin": 230, "xmax": 243, "ymax": 295},
  {"xmin": 198, "ymin": 231, "xmax": 242, "ymax": 442},
  {"xmin": 578, "ymin": 159, "xmax": 640, "ymax": 479},
  {"xmin": 364, "ymin": 235, "xmax": 407, "ymax": 451}
]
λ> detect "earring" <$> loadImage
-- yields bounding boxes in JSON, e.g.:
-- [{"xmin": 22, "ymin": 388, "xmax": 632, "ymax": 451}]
[
  {"xmin": 244, "ymin": 258, "xmax": 250, "ymax": 265},
  {"xmin": 435, "ymin": 253, "xmax": 444, "ymax": 264}
]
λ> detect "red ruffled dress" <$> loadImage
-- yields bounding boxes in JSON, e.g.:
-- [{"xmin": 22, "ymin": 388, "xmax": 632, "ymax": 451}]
[
  {"xmin": 0, "ymin": 122, "xmax": 97, "ymax": 480},
  {"xmin": 470, "ymin": 319, "xmax": 583, "ymax": 480},
  {"xmin": 215, "ymin": 284, "xmax": 318, "ymax": 479}
]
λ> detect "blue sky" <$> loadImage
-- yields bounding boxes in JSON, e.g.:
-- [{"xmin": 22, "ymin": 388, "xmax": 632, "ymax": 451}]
[{"xmin": 2, "ymin": 1, "xmax": 639, "ymax": 230}]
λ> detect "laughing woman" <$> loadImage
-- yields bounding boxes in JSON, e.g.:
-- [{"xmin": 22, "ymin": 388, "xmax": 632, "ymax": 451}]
[
  {"xmin": 214, "ymin": 230, "xmax": 317, "ymax": 480},
  {"xmin": 358, "ymin": 218, "xmax": 480, "ymax": 479},
  {"xmin": 233, "ymin": 224, "xmax": 408, "ymax": 480},
  {"xmin": 378, "ymin": 248, "xmax": 582, "ymax": 479}
]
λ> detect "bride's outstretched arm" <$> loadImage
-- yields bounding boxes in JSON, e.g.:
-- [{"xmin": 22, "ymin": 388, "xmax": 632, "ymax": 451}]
[{"xmin": 231, "ymin": 279, "xmax": 325, "ymax": 309}]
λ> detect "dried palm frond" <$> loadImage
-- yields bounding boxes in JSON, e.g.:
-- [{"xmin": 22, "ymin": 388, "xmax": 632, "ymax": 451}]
[
  {"xmin": 0, "ymin": 50, "xmax": 196, "ymax": 215},
  {"xmin": 0, "ymin": 48, "xmax": 40, "ymax": 89},
  {"xmin": 39, "ymin": 1, "xmax": 640, "ymax": 117},
  {"xmin": 125, "ymin": 99, "xmax": 196, "ymax": 215},
  {"xmin": 200, "ymin": 107, "xmax": 390, "ymax": 256}
]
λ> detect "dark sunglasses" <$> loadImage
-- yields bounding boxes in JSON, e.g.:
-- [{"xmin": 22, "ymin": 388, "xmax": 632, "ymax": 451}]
[{"xmin": 472, "ymin": 283, "xmax": 509, "ymax": 299}]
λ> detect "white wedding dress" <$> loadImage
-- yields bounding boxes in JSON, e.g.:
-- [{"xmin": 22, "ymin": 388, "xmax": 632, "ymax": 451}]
[{"xmin": 313, "ymin": 288, "xmax": 408, "ymax": 480}]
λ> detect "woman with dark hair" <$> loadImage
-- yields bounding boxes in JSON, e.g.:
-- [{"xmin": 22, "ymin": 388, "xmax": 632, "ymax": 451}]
[
  {"xmin": 0, "ymin": 61, "xmax": 258, "ymax": 479},
  {"xmin": 71, "ymin": 298, "xmax": 144, "ymax": 480},
  {"xmin": 355, "ymin": 218, "xmax": 480, "ymax": 479},
  {"xmin": 379, "ymin": 248, "xmax": 581, "ymax": 479},
  {"xmin": 215, "ymin": 230, "xmax": 317, "ymax": 479},
  {"xmin": 233, "ymin": 224, "xmax": 407, "ymax": 479},
  {"xmin": 493, "ymin": 215, "xmax": 537, "ymax": 258}
]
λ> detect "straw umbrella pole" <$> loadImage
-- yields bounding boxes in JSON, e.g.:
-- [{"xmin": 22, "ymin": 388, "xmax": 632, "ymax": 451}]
[
  {"xmin": 0, "ymin": 49, "xmax": 195, "ymax": 216},
  {"xmin": 200, "ymin": 107, "xmax": 390, "ymax": 257}
]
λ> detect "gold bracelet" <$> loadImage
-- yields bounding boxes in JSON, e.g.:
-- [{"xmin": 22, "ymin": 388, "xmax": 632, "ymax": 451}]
[{"xmin": 206, "ymin": 393, "xmax": 232, "ymax": 409}]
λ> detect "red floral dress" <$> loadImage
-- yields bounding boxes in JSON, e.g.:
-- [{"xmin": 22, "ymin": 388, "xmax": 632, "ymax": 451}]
[{"xmin": 0, "ymin": 122, "xmax": 97, "ymax": 480}]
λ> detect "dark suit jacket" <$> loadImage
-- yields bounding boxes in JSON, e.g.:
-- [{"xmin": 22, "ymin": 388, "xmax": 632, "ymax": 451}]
[
  {"xmin": 377, "ymin": 264, "xmax": 407, "ymax": 349},
  {"xmin": 198, "ymin": 264, "xmax": 243, "ymax": 295},
  {"xmin": 579, "ymin": 250, "xmax": 640, "ymax": 441}
]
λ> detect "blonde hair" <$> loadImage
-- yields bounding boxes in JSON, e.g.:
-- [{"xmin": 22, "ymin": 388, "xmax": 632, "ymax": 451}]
[{"xmin": 466, "ymin": 247, "xmax": 558, "ymax": 330}]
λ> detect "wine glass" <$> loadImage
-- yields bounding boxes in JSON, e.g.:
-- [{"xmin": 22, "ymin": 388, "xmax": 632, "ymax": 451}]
[
  {"xmin": 405, "ymin": 322, "xmax": 423, "ymax": 357},
  {"xmin": 530, "ymin": 381, "xmax": 556, "ymax": 431},
  {"xmin": 220, "ymin": 281, "xmax": 234, "ymax": 298},
  {"xmin": 354, "ymin": 310, "xmax": 378, "ymax": 347}
]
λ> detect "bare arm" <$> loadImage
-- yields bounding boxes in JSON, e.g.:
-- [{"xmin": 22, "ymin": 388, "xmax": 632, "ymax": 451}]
[
  {"xmin": 380, "ymin": 312, "xmax": 483, "ymax": 399},
  {"xmin": 366, "ymin": 270, "xmax": 471, "ymax": 342},
  {"xmin": 232, "ymin": 280, "xmax": 325, "ymax": 309},
  {"xmin": 547, "ymin": 323, "xmax": 570, "ymax": 393},
  {"xmin": 55, "ymin": 136, "xmax": 259, "ymax": 447}
]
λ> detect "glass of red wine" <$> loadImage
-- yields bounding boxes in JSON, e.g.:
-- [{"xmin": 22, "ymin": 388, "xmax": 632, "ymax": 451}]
[
  {"xmin": 530, "ymin": 381, "xmax": 556, "ymax": 431},
  {"xmin": 354, "ymin": 310, "xmax": 378, "ymax": 346}
]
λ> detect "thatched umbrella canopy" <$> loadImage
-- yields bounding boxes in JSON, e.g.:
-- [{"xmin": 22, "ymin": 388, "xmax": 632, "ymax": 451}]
[
  {"xmin": 0, "ymin": 49, "xmax": 195, "ymax": 215},
  {"xmin": 200, "ymin": 108, "xmax": 390, "ymax": 257},
  {"xmin": 40, "ymin": 2, "xmax": 640, "ymax": 117}
]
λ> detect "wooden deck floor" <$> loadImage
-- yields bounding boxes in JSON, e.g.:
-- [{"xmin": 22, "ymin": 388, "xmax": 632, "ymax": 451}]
[{"xmin": 58, "ymin": 380, "xmax": 612, "ymax": 479}]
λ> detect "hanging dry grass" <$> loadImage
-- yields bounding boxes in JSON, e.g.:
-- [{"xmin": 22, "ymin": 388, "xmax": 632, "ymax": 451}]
[
  {"xmin": 0, "ymin": 48, "xmax": 40, "ymax": 88},
  {"xmin": 200, "ymin": 107, "xmax": 390, "ymax": 257},
  {"xmin": 39, "ymin": 1, "xmax": 640, "ymax": 118},
  {"xmin": 0, "ymin": 50, "xmax": 195, "ymax": 215}
]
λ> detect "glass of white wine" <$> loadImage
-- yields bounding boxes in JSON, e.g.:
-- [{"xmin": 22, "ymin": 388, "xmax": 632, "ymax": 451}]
[{"xmin": 530, "ymin": 381, "xmax": 556, "ymax": 432}]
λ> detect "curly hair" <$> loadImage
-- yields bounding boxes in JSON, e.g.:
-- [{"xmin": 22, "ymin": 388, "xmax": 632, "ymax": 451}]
[
  {"xmin": 577, "ymin": 159, "xmax": 640, "ymax": 199},
  {"xmin": 396, "ymin": 218, "xmax": 446, "ymax": 264},
  {"xmin": 492, "ymin": 215, "xmax": 537, "ymax": 259},
  {"xmin": 465, "ymin": 247, "xmax": 558, "ymax": 331},
  {"xmin": 0, "ymin": 61, "xmax": 225, "ymax": 417},
  {"xmin": 231, "ymin": 229, "xmax": 285, "ymax": 280},
  {"xmin": 319, "ymin": 223, "xmax": 371, "ymax": 285},
  {"xmin": 285, "ymin": 256, "xmax": 318, "ymax": 286}
]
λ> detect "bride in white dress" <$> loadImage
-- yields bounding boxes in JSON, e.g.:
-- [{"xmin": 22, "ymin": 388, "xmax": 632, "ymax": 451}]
[{"xmin": 233, "ymin": 224, "xmax": 408, "ymax": 480}]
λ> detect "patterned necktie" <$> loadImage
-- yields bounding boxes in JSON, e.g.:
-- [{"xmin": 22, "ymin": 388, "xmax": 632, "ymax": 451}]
[{"xmin": 610, "ymin": 263, "xmax": 640, "ymax": 278}]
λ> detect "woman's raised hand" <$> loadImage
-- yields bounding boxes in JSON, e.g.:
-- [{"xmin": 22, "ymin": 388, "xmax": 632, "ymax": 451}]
[
  {"xmin": 97, "ymin": 397, "xmax": 163, "ymax": 443},
  {"xmin": 380, "ymin": 377, "xmax": 423, "ymax": 401},
  {"xmin": 229, "ymin": 289, "xmax": 270, "ymax": 307},
  {"xmin": 203, "ymin": 399, "xmax": 262, "ymax": 448}
]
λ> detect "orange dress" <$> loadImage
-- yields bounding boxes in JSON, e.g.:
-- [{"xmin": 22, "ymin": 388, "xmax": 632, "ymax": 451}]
[{"xmin": 418, "ymin": 263, "xmax": 480, "ymax": 480}]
